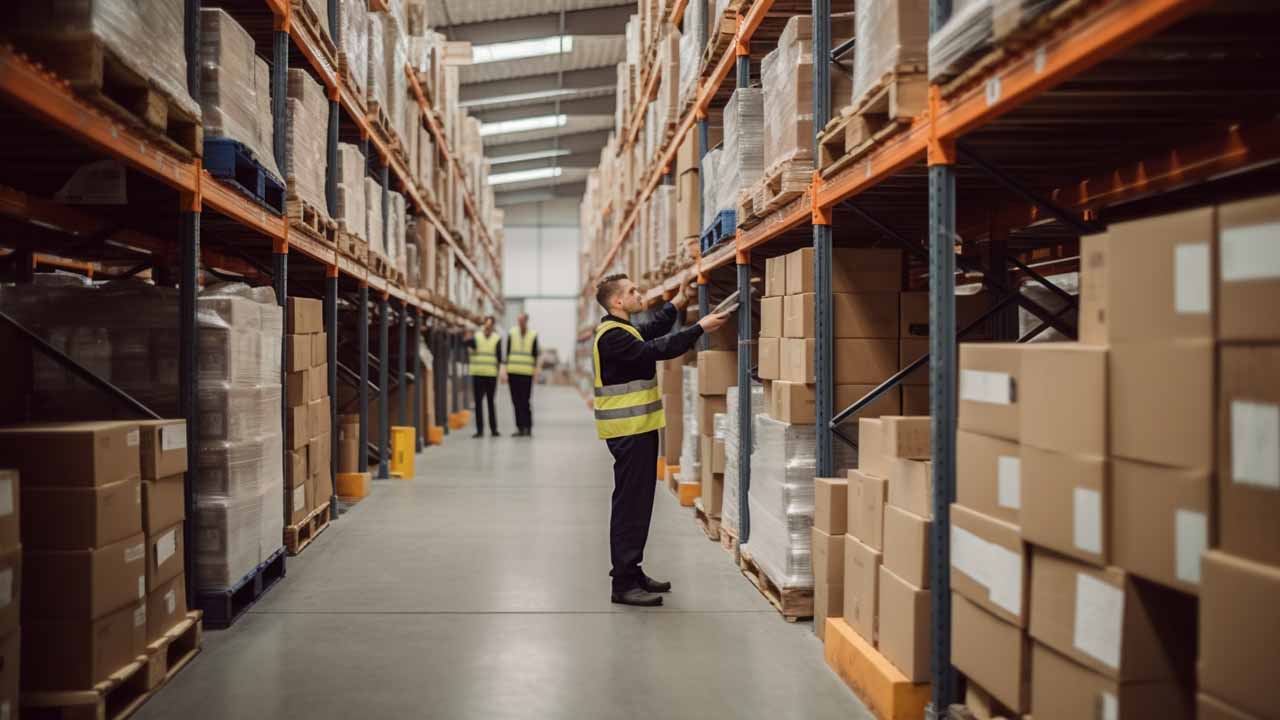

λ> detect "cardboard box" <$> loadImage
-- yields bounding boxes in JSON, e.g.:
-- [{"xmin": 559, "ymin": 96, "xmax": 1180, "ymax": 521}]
[
  {"xmin": 878, "ymin": 565, "xmax": 930, "ymax": 681},
  {"xmin": 338, "ymin": 415, "xmax": 360, "ymax": 474},
  {"xmin": 309, "ymin": 432, "xmax": 331, "ymax": 481},
  {"xmin": 857, "ymin": 418, "xmax": 888, "ymax": 478},
  {"xmin": 146, "ymin": 521, "xmax": 183, "ymax": 592},
  {"xmin": 147, "ymin": 571, "xmax": 187, "ymax": 644},
  {"xmin": 883, "ymin": 504, "xmax": 930, "ymax": 589},
  {"xmin": 785, "ymin": 248, "xmax": 904, "ymax": 295},
  {"xmin": 1106, "ymin": 206, "xmax": 1214, "ymax": 342},
  {"xmin": 783, "ymin": 293, "xmax": 815, "ymax": 338},
  {"xmin": 1218, "ymin": 344, "xmax": 1280, "ymax": 566},
  {"xmin": 834, "ymin": 339, "xmax": 899, "ymax": 385},
  {"xmin": 1110, "ymin": 340, "xmax": 1214, "ymax": 470},
  {"xmin": 27, "ymin": 532, "xmax": 147, "ymax": 619},
  {"xmin": 770, "ymin": 382, "xmax": 900, "ymax": 426},
  {"xmin": 812, "ymin": 526, "xmax": 844, "ymax": 587},
  {"xmin": 887, "ymin": 459, "xmax": 932, "ymax": 519},
  {"xmin": 0, "ymin": 628, "xmax": 15, "ymax": 715},
  {"xmin": 1020, "ymin": 446, "xmax": 1109, "ymax": 566},
  {"xmin": 843, "ymin": 533, "xmax": 881, "ymax": 644},
  {"xmin": 697, "ymin": 351, "xmax": 737, "ymax": 396},
  {"xmin": 661, "ymin": 393, "xmax": 682, "ymax": 464},
  {"xmin": 0, "ymin": 548, "xmax": 18, "ymax": 637},
  {"xmin": 137, "ymin": 419, "xmax": 187, "ymax": 480},
  {"xmin": 311, "ymin": 331, "xmax": 328, "ymax": 367},
  {"xmin": 697, "ymin": 394, "xmax": 727, "ymax": 431},
  {"xmin": 815, "ymin": 476, "xmax": 848, "ymax": 534},
  {"xmin": 677, "ymin": 171, "xmax": 700, "ymax": 240},
  {"xmin": 958, "ymin": 343, "xmax": 1022, "ymax": 441},
  {"xmin": 757, "ymin": 337, "xmax": 781, "ymax": 380},
  {"xmin": 764, "ymin": 255, "xmax": 786, "ymax": 297},
  {"xmin": 1028, "ymin": 549, "xmax": 1196, "ymax": 682},
  {"xmin": 308, "ymin": 397, "xmax": 331, "ymax": 438},
  {"xmin": 814, "ymin": 582, "xmax": 843, "ymax": 641},
  {"xmin": 0, "ymin": 470, "xmax": 16, "ymax": 551},
  {"xmin": 25, "ymin": 600, "xmax": 148, "ymax": 691},
  {"xmin": 760, "ymin": 296, "xmax": 783, "ymax": 337},
  {"xmin": 1199, "ymin": 550, "xmax": 1279, "ymax": 717},
  {"xmin": 952, "ymin": 592, "xmax": 1030, "ymax": 713},
  {"xmin": 1112, "ymin": 458, "xmax": 1210, "ymax": 595},
  {"xmin": 951, "ymin": 503, "xmax": 1026, "ymax": 626},
  {"xmin": 849, "ymin": 469, "xmax": 886, "ymax": 550},
  {"xmin": 286, "ymin": 370, "xmax": 307, "ymax": 407},
  {"xmin": 287, "ymin": 296, "xmax": 323, "ymax": 334},
  {"xmin": 657, "ymin": 359, "xmax": 685, "ymax": 394},
  {"xmin": 286, "ymin": 334, "xmax": 311, "ymax": 372},
  {"xmin": 1198, "ymin": 693, "xmax": 1261, "ymax": 720},
  {"xmin": 956, "ymin": 430, "xmax": 1021, "ymax": 526},
  {"xmin": 900, "ymin": 291, "xmax": 992, "ymax": 338},
  {"xmin": 676, "ymin": 129, "xmax": 700, "ymax": 175},
  {"xmin": 287, "ymin": 448, "xmax": 307, "ymax": 489},
  {"xmin": 1218, "ymin": 194, "xmax": 1280, "ymax": 341},
  {"xmin": 1079, "ymin": 232, "xmax": 1110, "ymax": 345},
  {"xmin": 287, "ymin": 404, "xmax": 309, "ymax": 450},
  {"xmin": 833, "ymin": 292, "xmax": 899, "ymax": 338},
  {"xmin": 1019, "ymin": 343, "xmax": 1107, "ymax": 457},
  {"xmin": 899, "ymin": 337, "xmax": 930, "ymax": 385},
  {"xmin": 704, "ymin": 314, "xmax": 739, "ymax": 352},
  {"xmin": 309, "ymin": 364, "xmax": 329, "ymax": 402},
  {"xmin": 1030, "ymin": 642, "xmax": 1193, "ymax": 720},
  {"xmin": 23, "ymin": 477, "xmax": 142, "ymax": 549},
  {"xmin": 142, "ymin": 474, "xmax": 184, "ymax": 540},
  {"xmin": 289, "ymin": 480, "xmax": 308, "ymax": 524},
  {"xmin": 780, "ymin": 338, "xmax": 814, "ymax": 383},
  {"xmin": 881, "ymin": 416, "xmax": 929, "ymax": 459},
  {"xmin": 903, "ymin": 385, "xmax": 929, "ymax": 415},
  {"xmin": 0, "ymin": 421, "xmax": 140, "ymax": 487}
]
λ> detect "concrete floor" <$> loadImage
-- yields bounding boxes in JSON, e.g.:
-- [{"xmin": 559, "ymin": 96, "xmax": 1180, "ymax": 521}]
[{"xmin": 139, "ymin": 386, "xmax": 873, "ymax": 720}]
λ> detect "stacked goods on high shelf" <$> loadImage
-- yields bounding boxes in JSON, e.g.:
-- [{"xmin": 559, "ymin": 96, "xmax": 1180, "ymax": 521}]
[
  {"xmin": 678, "ymin": 10, "xmax": 702, "ymax": 111},
  {"xmin": 284, "ymin": 298, "xmax": 332, "ymax": 540},
  {"xmin": 713, "ymin": 87, "xmax": 762, "ymax": 246},
  {"xmin": 339, "ymin": 0, "xmax": 369, "ymax": 98},
  {"xmin": 408, "ymin": 215, "xmax": 438, "ymax": 293},
  {"xmin": 673, "ymin": 131, "xmax": 702, "ymax": 270},
  {"xmin": 336, "ymin": 143, "xmax": 370, "ymax": 262},
  {"xmin": 928, "ymin": 0, "xmax": 1066, "ymax": 87},
  {"xmin": 722, "ymin": 381, "xmax": 765, "ymax": 542},
  {"xmin": 286, "ymin": 68, "xmax": 334, "ymax": 241}
]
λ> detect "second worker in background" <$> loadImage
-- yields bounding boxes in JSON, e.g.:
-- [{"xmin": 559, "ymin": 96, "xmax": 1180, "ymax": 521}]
[
  {"xmin": 466, "ymin": 316, "xmax": 502, "ymax": 438},
  {"xmin": 506, "ymin": 313, "xmax": 539, "ymax": 437}
]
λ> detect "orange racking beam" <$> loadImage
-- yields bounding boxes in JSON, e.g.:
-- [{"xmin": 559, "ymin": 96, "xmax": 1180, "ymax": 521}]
[
  {"xmin": 202, "ymin": 174, "xmax": 288, "ymax": 240},
  {"xmin": 816, "ymin": 121, "xmax": 929, "ymax": 209},
  {"xmin": 670, "ymin": 0, "xmax": 690, "ymax": 26}
]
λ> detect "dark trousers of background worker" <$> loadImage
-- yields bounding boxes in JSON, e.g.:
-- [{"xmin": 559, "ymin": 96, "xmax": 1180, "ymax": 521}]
[
  {"xmin": 509, "ymin": 375, "xmax": 533, "ymax": 432},
  {"xmin": 472, "ymin": 376, "xmax": 498, "ymax": 434},
  {"xmin": 605, "ymin": 429, "xmax": 659, "ymax": 591}
]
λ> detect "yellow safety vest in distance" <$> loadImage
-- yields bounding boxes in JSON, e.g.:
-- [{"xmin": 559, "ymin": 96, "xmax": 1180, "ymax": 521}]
[
  {"xmin": 469, "ymin": 332, "xmax": 500, "ymax": 377},
  {"xmin": 507, "ymin": 328, "xmax": 537, "ymax": 376},
  {"xmin": 592, "ymin": 321, "xmax": 665, "ymax": 440}
]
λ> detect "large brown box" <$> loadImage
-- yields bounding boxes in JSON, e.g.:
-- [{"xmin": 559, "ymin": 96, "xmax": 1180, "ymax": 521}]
[
  {"xmin": 843, "ymin": 533, "xmax": 881, "ymax": 645},
  {"xmin": 23, "ymin": 477, "xmax": 142, "ymax": 550},
  {"xmin": 699, "ymin": 434, "xmax": 725, "ymax": 475},
  {"xmin": 287, "ymin": 296, "xmax": 323, "ymax": 334},
  {"xmin": 1199, "ymin": 550, "xmax": 1280, "ymax": 717},
  {"xmin": 27, "ymin": 532, "xmax": 146, "ymax": 620},
  {"xmin": 812, "ymin": 526, "xmax": 844, "ymax": 587},
  {"xmin": 286, "ymin": 334, "xmax": 311, "ymax": 372},
  {"xmin": 769, "ymin": 381, "xmax": 899, "ymax": 426},
  {"xmin": 958, "ymin": 344, "xmax": 1021, "ymax": 441},
  {"xmin": 1218, "ymin": 194, "xmax": 1280, "ymax": 341},
  {"xmin": 1110, "ymin": 339, "xmax": 1214, "ymax": 469},
  {"xmin": 25, "ymin": 600, "xmax": 147, "ymax": 691},
  {"xmin": 882, "ymin": 505, "xmax": 929, "ymax": 589},
  {"xmin": 888, "ymin": 459, "xmax": 932, "ymax": 519},
  {"xmin": 951, "ymin": 592, "xmax": 1030, "ymax": 713},
  {"xmin": 759, "ymin": 296, "xmax": 783, "ymax": 337},
  {"xmin": 785, "ymin": 248, "xmax": 903, "ymax": 295},
  {"xmin": 308, "ymin": 397, "xmax": 331, "ymax": 438},
  {"xmin": 287, "ymin": 449, "xmax": 307, "ymax": 490},
  {"xmin": 903, "ymin": 385, "xmax": 929, "ymax": 415},
  {"xmin": 780, "ymin": 338, "xmax": 814, "ymax": 383},
  {"xmin": 857, "ymin": 418, "xmax": 888, "ymax": 478},
  {"xmin": 814, "ymin": 476, "xmax": 848, "ymax": 534},
  {"xmin": 677, "ymin": 171, "xmax": 701, "ymax": 241},
  {"xmin": 137, "ymin": 419, "xmax": 187, "ymax": 480},
  {"xmin": 1030, "ymin": 642, "xmax": 1192, "ymax": 720},
  {"xmin": 286, "ymin": 404, "xmax": 309, "ymax": 450},
  {"xmin": 289, "ymin": 480, "xmax": 308, "ymax": 524},
  {"xmin": 142, "ymin": 475, "xmax": 184, "ymax": 537},
  {"xmin": 814, "ymin": 582, "xmax": 843, "ymax": 642},
  {"xmin": 833, "ymin": 339, "xmax": 899, "ymax": 385},
  {"xmin": 676, "ymin": 130, "xmax": 700, "ymax": 176},
  {"xmin": 1028, "ymin": 549, "xmax": 1196, "ymax": 682},
  {"xmin": 1111, "ymin": 458, "xmax": 1209, "ymax": 595},
  {"xmin": 0, "ymin": 470, "xmax": 16, "ymax": 552},
  {"xmin": 956, "ymin": 430, "xmax": 1020, "ymax": 526},
  {"xmin": 309, "ymin": 364, "xmax": 329, "ymax": 402},
  {"xmin": 783, "ymin": 293, "xmax": 899, "ymax": 339},
  {"xmin": 145, "ymin": 521, "xmax": 183, "ymax": 592},
  {"xmin": 147, "ymin": 571, "xmax": 187, "ymax": 644},
  {"xmin": 1019, "ymin": 343, "xmax": 1107, "ymax": 457},
  {"xmin": 764, "ymin": 255, "xmax": 786, "ymax": 297},
  {"xmin": 338, "ymin": 415, "xmax": 360, "ymax": 474},
  {"xmin": 0, "ymin": 548, "xmax": 18, "ymax": 637},
  {"xmin": 662, "ymin": 393, "xmax": 683, "ymax": 465},
  {"xmin": 1020, "ymin": 446, "xmax": 1108, "ymax": 566},
  {"xmin": 696, "ymin": 395, "xmax": 727, "ymax": 431},
  {"xmin": 880, "ymin": 416, "xmax": 929, "ymax": 459},
  {"xmin": 0, "ymin": 421, "xmax": 140, "ymax": 487},
  {"xmin": 848, "ymin": 469, "xmax": 886, "ymax": 550},
  {"xmin": 757, "ymin": 337, "xmax": 781, "ymax": 380},
  {"xmin": 310, "ymin": 331, "xmax": 328, "ymax": 367},
  {"xmin": 950, "ymin": 503, "xmax": 1026, "ymax": 626},
  {"xmin": 1218, "ymin": 345, "xmax": 1280, "ymax": 567},
  {"xmin": 899, "ymin": 291, "xmax": 992, "ymax": 338},
  {"xmin": 878, "ymin": 565, "xmax": 930, "ymax": 681},
  {"xmin": 1105, "ymin": 206, "xmax": 1214, "ymax": 342},
  {"xmin": 1079, "ymin": 232, "xmax": 1110, "ymax": 345},
  {"xmin": 1198, "ymin": 694, "xmax": 1260, "ymax": 720},
  {"xmin": 308, "ymin": 432, "xmax": 331, "ymax": 481},
  {"xmin": 286, "ymin": 370, "xmax": 308, "ymax": 407},
  {"xmin": 657, "ymin": 359, "xmax": 685, "ymax": 394},
  {"xmin": 696, "ymin": 351, "xmax": 736, "ymax": 396}
]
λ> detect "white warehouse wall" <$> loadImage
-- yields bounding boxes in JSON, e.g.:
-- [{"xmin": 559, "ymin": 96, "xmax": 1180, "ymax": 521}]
[{"xmin": 500, "ymin": 202, "xmax": 580, "ymax": 371}]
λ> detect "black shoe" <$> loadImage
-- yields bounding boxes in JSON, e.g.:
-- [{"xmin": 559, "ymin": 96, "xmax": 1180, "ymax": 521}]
[
  {"xmin": 513, "ymin": 428, "xmax": 528, "ymax": 437},
  {"xmin": 491, "ymin": 430, "xmax": 502, "ymax": 437},
  {"xmin": 472, "ymin": 432, "xmax": 484, "ymax": 438},
  {"xmin": 611, "ymin": 587, "xmax": 663, "ymax": 607},
  {"xmin": 640, "ymin": 574, "xmax": 672, "ymax": 593}
]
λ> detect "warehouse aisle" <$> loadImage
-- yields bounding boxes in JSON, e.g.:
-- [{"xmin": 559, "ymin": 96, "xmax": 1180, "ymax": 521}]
[{"xmin": 138, "ymin": 386, "xmax": 871, "ymax": 720}]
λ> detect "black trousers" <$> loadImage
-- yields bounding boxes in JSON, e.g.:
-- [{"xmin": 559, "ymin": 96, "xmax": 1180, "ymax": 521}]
[
  {"xmin": 605, "ymin": 429, "xmax": 659, "ymax": 591},
  {"xmin": 472, "ymin": 376, "xmax": 498, "ymax": 433},
  {"xmin": 508, "ymin": 374, "xmax": 533, "ymax": 430}
]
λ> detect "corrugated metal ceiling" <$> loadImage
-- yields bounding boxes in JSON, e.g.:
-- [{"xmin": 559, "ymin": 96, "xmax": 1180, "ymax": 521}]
[
  {"xmin": 458, "ymin": 35, "xmax": 625, "ymax": 85},
  {"xmin": 481, "ymin": 114, "xmax": 615, "ymax": 146}
]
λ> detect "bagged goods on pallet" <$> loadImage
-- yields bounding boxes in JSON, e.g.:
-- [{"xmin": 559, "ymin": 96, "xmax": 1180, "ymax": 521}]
[
  {"xmin": 286, "ymin": 68, "xmax": 332, "ymax": 220},
  {"xmin": 336, "ymin": 142, "xmax": 368, "ymax": 241},
  {"xmin": 340, "ymin": 0, "xmax": 369, "ymax": 96},
  {"xmin": 723, "ymin": 382, "xmax": 766, "ymax": 537},
  {"xmin": 852, "ymin": 0, "xmax": 929, "ymax": 109},
  {"xmin": 199, "ymin": 9, "xmax": 282, "ymax": 181},
  {"xmin": 720, "ymin": 88, "xmax": 764, "ymax": 215}
]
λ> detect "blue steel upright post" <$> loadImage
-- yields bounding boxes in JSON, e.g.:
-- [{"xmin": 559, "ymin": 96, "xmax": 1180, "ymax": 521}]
[
  {"xmin": 358, "ymin": 284, "xmax": 370, "ymax": 473},
  {"xmin": 734, "ymin": 29, "xmax": 754, "ymax": 544},
  {"xmin": 812, "ymin": 0, "xmax": 834, "ymax": 477}
]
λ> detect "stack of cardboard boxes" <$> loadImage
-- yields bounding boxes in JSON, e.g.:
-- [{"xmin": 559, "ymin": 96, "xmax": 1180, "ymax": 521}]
[
  {"xmin": 696, "ymin": 349, "xmax": 735, "ymax": 516},
  {"xmin": 676, "ymin": 131, "xmax": 703, "ymax": 267},
  {"xmin": 812, "ymin": 475, "xmax": 848, "ymax": 640},
  {"xmin": 285, "ymin": 298, "xmax": 333, "ymax": 527},
  {"xmin": 658, "ymin": 358, "xmax": 686, "ymax": 482}
]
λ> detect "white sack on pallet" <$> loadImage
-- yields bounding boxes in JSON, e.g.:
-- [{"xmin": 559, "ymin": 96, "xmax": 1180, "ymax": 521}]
[
  {"xmin": 200, "ymin": 9, "xmax": 281, "ymax": 182},
  {"xmin": 285, "ymin": 68, "xmax": 331, "ymax": 220}
]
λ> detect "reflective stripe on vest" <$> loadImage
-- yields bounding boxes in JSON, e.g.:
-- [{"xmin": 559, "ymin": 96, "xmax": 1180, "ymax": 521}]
[
  {"xmin": 469, "ymin": 332, "xmax": 500, "ymax": 377},
  {"xmin": 507, "ymin": 328, "xmax": 537, "ymax": 376},
  {"xmin": 591, "ymin": 321, "xmax": 665, "ymax": 440}
]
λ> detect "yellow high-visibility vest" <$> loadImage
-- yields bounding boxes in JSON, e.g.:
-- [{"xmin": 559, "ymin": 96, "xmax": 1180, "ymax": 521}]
[
  {"xmin": 591, "ymin": 320, "xmax": 665, "ymax": 440},
  {"xmin": 507, "ymin": 327, "xmax": 538, "ymax": 376},
  {"xmin": 469, "ymin": 332, "xmax": 500, "ymax": 377}
]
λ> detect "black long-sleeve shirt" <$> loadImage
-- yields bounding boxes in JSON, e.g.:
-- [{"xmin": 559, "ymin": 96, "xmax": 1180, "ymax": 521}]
[
  {"xmin": 465, "ymin": 332, "xmax": 504, "ymax": 363},
  {"xmin": 596, "ymin": 302, "xmax": 703, "ymax": 387}
]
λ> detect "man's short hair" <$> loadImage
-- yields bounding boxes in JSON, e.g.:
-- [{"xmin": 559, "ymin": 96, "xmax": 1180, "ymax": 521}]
[
  {"xmin": 484, "ymin": 315, "xmax": 495, "ymax": 324},
  {"xmin": 596, "ymin": 273, "xmax": 629, "ymax": 310}
]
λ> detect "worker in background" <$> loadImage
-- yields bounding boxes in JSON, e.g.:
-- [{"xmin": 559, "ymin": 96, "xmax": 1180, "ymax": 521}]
[
  {"xmin": 464, "ymin": 316, "xmax": 502, "ymax": 438},
  {"xmin": 593, "ymin": 274, "xmax": 729, "ymax": 607},
  {"xmin": 506, "ymin": 313, "xmax": 539, "ymax": 437}
]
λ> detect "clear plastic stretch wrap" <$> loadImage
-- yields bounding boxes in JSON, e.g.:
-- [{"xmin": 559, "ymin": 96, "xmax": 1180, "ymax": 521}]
[
  {"xmin": 761, "ymin": 15, "xmax": 855, "ymax": 169},
  {"xmin": 200, "ymin": 9, "xmax": 281, "ymax": 181},
  {"xmin": 722, "ymin": 382, "xmax": 765, "ymax": 536},
  {"xmin": 678, "ymin": 27, "xmax": 701, "ymax": 112},
  {"xmin": 336, "ymin": 142, "xmax": 367, "ymax": 239},
  {"xmin": 366, "ymin": 176, "xmax": 385, "ymax": 255},
  {"xmin": 366, "ymin": 13, "xmax": 386, "ymax": 110},
  {"xmin": 340, "ymin": 0, "xmax": 369, "ymax": 95},
  {"xmin": 700, "ymin": 147, "xmax": 722, "ymax": 230},
  {"xmin": 853, "ymin": 0, "xmax": 929, "ymax": 108},
  {"xmin": 721, "ymin": 88, "xmax": 764, "ymax": 214},
  {"xmin": 652, "ymin": 185, "xmax": 675, "ymax": 260},
  {"xmin": 656, "ymin": 27, "xmax": 680, "ymax": 129},
  {"xmin": 383, "ymin": 13, "xmax": 408, "ymax": 141},
  {"xmin": 678, "ymin": 365, "xmax": 701, "ymax": 483},
  {"xmin": 928, "ymin": 0, "xmax": 1061, "ymax": 82},
  {"xmin": 388, "ymin": 191, "xmax": 406, "ymax": 271},
  {"xmin": 286, "ymin": 69, "xmax": 331, "ymax": 220}
]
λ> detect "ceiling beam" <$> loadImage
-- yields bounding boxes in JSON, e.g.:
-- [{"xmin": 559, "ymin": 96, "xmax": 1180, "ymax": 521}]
[
  {"xmin": 441, "ymin": 5, "xmax": 633, "ymax": 45},
  {"xmin": 487, "ymin": 130, "xmax": 612, "ymax": 159},
  {"xmin": 495, "ymin": 182, "xmax": 589, "ymax": 206},
  {"xmin": 491, "ymin": 154, "xmax": 600, "ymax": 175},
  {"xmin": 474, "ymin": 95, "xmax": 616, "ymax": 124}
]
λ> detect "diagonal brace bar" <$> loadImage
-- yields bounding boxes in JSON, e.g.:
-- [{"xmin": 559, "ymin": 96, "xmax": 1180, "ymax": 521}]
[{"xmin": 955, "ymin": 142, "xmax": 1103, "ymax": 236}]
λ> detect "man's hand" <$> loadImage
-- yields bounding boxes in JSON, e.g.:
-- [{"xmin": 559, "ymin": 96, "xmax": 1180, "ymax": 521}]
[{"xmin": 698, "ymin": 312, "xmax": 730, "ymax": 334}]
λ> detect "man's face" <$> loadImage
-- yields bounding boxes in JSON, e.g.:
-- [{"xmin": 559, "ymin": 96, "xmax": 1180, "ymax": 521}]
[
  {"xmin": 518, "ymin": 314, "xmax": 528, "ymax": 330},
  {"xmin": 614, "ymin": 279, "xmax": 643, "ymax": 314},
  {"xmin": 483, "ymin": 318, "xmax": 494, "ymax": 333}
]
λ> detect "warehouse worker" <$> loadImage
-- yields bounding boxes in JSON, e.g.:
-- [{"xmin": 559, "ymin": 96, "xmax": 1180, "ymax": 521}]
[
  {"xmin": 465, "ymin": 316, "xmax": 502, "ymax": 438},
  {"xmin": 593, "ymin": 274, "xmax": 728, "ymax": 607},
  {"xmin": 506, "ymin": 313, "xmax": 539, "ymax": 437}
]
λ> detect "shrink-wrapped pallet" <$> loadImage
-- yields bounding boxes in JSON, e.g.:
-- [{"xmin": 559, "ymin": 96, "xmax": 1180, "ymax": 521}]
[
  {"xmin": 366, "ymin": 13, "xmax": 386, "ymax": 113},
  {"xmin": 418, "ymin": 124, "xmax": 433, "ymax": 190},
  {"xmin": 678, "ymin": 366, "xmax": 701, "ymax": 483},
  {"xmin": 336, "ymin": 142, "xmax": 367, "ymax": 240},
  {"xmin": 761, "ymin": 14, "xmax": 855, "ymax": 169},
  {"xmin": 199, "ymin": 9, "xmax": 281, "ymax": 181},
  {"xmin": 655, "ymin": 27, "xmax": 680, "ymax": 130},
  {"xmin": 383, "ymin": 13, "xmax": 408, "ymax": 142},
  {"xmin": 677, "ymin": 13, "xmax": 703, "ymax": 111},
  {"xmin": 340, "ymin": 0, "xmax": 369, "ymax": 96},
  {"xmin": 928, "ymin": 0, "xmax": 1062, "ymax": 82},
  {"xmin": 720, "ymin": 88, "xmax": 764, "ymax": 215},
  {"xmin": 723, "ymin": 382, "xmax": 765, "ymax": 537},
  {"xmin": 254, "ymin": 58, "xmax": 274, "ymax": 162},
  {"xmin": 388, "ymin": 191, "xmax": 406, "ymax": 273},
  {"xmin": 853, "ymin": 0, "xmax": 929, "ymax": 108},
  {"xmin": 700, "ymin": 147, "xmax": 722, "ymax": 230},
  {"xmin": 366, "ymin": 176, "xmax": 385, "ymax": 255},
  {"xmin": 286, "ymin": 69, "xmax": 331, "ymax": 220}
]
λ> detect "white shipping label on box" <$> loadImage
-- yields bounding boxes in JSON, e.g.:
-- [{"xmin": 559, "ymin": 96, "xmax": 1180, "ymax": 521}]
[
  {"xmin": 1174, "ymin": 509, "xmax": 1208, "ymax": 585},
  {"xmin": 1074, "ymin": 573, "xmax": 1124, "ymax": 670},
  {"xmin": 1221, "ymin": 222, "xmax": 1280, "ymax": 282},
  {"xmin": 157, "ymin": 529, "xmax": 176, "ymax": 566},
  {"xmin": 127, "ymin": 429, "xmax": 140, "ymax": 447},
  {"xmin": 294, "ymin": 485, "xmax": 306, "ymax": 512},
  {"xmin": 125, "ymin": 542, "xmax": 145, "ymax": 564},
  {"xmin": 997, "ymin": 456, "xmax": 1021, "ymax": 509},
  {"xmin": 987, "ymin": 544, "xmax": 1024, "ymax": 617},
  {"xmin": 960, "ymin": 370, "xmax": 1014, "ymax": 405},
  {"xmin": 951, "ymin": 526, "xmax": 989, "ymax": 587},
  {"xmin": 0, "ymin": 568, "xmax": 11, "ymax": 608},
  {"xmin": 162, "ymin": 423, "xmax": 188, "ymax": 451},
  {"xmin": 165, "ymin": 588, "xmax": 177, "ymax": 615},
  {"xmin": 1231, "ymin": 400, "xmax": 1280, "ymax": 489},
  {"xmin": 0, "ymin": 476, "xmax": 11, "ymax": 517},
  {"xmin": 134, "ymin": 604, "xmax": 147, "ymax": 628},
  {"xmin": 1173, "ymin": 243, "xmax": 1211, "ymax": 314},
  {"xmin": 1099, "ymin": 692, "xmax": 1119, "ymax": 720},
  {"xmin": 1073, "ymin": 487, "xmax": 1103, "ymax": 555}
]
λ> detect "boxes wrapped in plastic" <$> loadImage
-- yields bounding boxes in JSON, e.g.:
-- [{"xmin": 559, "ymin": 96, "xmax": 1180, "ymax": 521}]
[
  {"xmin": 655, "ymin": 27, "xmax": 680, "ymax": 129},
  {"xmin": 197, "ymin": 439, "xmax": 265, "ymax": 500},
  {"xmin": 678, "ymin": 365, "xmax": 701, "ymax": 482},
  {"xmin": 366, "ymin": 13, "xmax": 386, "ymax": 110},
  {"xmin": 383, "ymin": 13, "xmax": 408, "ymax": 141},
  {"xmin": 853, "ymin": 0, "xmax": 929, "ymax": 109},
  {"xmin": 340, "ymin": 0, "xmax": 369, "ymax": 96},
  {"xmin": 678, "ymin": 20, "xmax": 702, "ymax": 111},
  {"xmin": 199, "ymin": 9, "xmax": 281, "ymax": 182},
  {"xmin": 286, "ymin": 69, "xmax": 331, "ymax": 220},
  {"xmin": 720, "ymin": 88, "xmax": 763, "ymax": 215},
  {"xmin": 388, "ymin": 191, "xmax": 407, "ymax": 273},
  {"xmin": 745, "ymin": 494, "xmax": 814, "ymax": 588},
  {"xmin": 195, "ymin": 493, "xmax": 263, "ymax": 589},
  {"xmin": 928, "ymin": 0, "xmax": 1062, "ymax": 82},
  {"xmin": 336, "ymin": 143, "xmax": 368, "ymax": 239},
  {"xmin": 700, "ymin": 147, "xmax": 722, "ymax": 230},
  {"xmin": 722, "ymin": 382, "xmax": 765, "ymax": 536},
  {"xmin": 761, "ymin": 14, "xmax": 855, "ymax": 169},
  {"xmin": 366, "ymin": 176, "xmax": 385, "ymax": 254}
]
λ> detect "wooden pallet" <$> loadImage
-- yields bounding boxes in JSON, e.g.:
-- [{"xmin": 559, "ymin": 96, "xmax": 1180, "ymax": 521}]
[
  {"xmin": 700, "ymin": 14, "xmax": 738, "ymax": 80},
  {"xmin": 22, "ymin": 655, "xmax": 152, "ymax": 720},
  {"xmin": 939, "ymin": 0, "xmax": 1091, "ymax": 98},
  {"xmin": 368, "ymin": 250, "xmax": 391, "ymax": 278},
  {"xmin": 18, "ymin": 33, "xmax": 202, "ymax": 158},
  {"xmin": 338, "ymin": 229, "xmax": 369, "ymax": 264},
  {"xmin": 738, "ymin": 548, "xmax": 813, "ymax": 621},
  {"xmin": 719, "ymin": 525, "xmax": 738, "ymax": 556},
  {"xmin": 366, "ymin": 99, "xmax": 399, "ymax": 152},
  {"xmin": 819, "ymin": 71, "xmax": 929, "ymax": 178},
  {"xmin": 284, "ymin": 501, "xmax": 331, "ymax": 556},
  {"xmin": 286, "ymin": 192, "xmax": 338, "ymax": 247},
  {"xmin": 824, "ymin": 617, "xmax": 931, "ymax": 720},
  {"xmin": 195, "ymin": 547, "xmax": 287, "ymax": 629},
  {"xmin": 755, "ymin": 156, "xmax": 814, "ymax": 216},
  {"xmin": 693, "ymin": 497, "xmax": 721, "ymax": 541},
  {"xmin": 142, "ymin": 611, "xmax": 203, "ymax": 691},
  {"xmin": 735, "ymin": 188, "xmax": 760, "ymax": 229}
]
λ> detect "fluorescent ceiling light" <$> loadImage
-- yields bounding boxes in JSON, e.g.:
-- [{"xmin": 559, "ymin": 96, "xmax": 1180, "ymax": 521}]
[
  {"xmin": 460, "ymin": 88, "xmax": 579, "ymax": 109},
  {"xmin": 489, "ymin": 167, "xmax": 564, "ymax": 186},
  {"xmin": 479, "ymin": 114, "xmax": 567, "ymax": 137},
  {"xmin": 472, "ymin": 36, "xmax": 574, "ymax": 64},
  {"xmin": 489, "ymin": 148, "xmax": 572, "ymax": 166}
]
